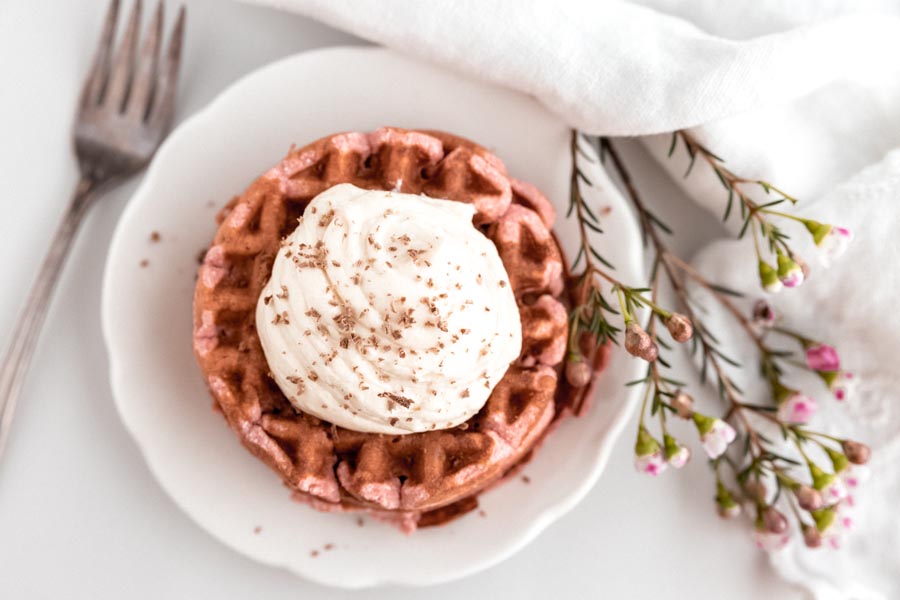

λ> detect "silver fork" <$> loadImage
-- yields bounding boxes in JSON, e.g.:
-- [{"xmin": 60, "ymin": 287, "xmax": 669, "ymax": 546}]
[{"xmin": 0, "ymin": 0, "xmax": 186, "ymax": 461}]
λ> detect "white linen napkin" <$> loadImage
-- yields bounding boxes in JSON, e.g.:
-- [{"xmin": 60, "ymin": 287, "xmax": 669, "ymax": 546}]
[{"xmin": 244, "ymin": 1, "xmax": 900, "ymax": 596}]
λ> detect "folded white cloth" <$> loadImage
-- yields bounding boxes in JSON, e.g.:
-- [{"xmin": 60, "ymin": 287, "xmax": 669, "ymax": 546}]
[{"xmin": 246, "ymin": 1, "xmax": 900, "ymax": 596}]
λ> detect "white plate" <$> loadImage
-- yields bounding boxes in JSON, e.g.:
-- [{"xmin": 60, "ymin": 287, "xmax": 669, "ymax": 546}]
[{"xmin": 102, "ymin": 47, "xmax": 644, "ymax": 589}]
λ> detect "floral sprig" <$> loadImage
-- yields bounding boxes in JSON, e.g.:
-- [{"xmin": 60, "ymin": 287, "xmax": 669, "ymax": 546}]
[
  {"xmin": 672, "ymin": 131, "xmax": 853, "ymax": 288},
  {"xmin": 565, "ymin": 130, "xmax": 870, "ymax": 552}
]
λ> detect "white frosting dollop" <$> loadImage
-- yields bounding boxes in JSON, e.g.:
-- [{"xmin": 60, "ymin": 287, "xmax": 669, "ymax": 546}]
[{"xmin": 256, "ymin": 183, "xmax": 522, "ymax": 434}]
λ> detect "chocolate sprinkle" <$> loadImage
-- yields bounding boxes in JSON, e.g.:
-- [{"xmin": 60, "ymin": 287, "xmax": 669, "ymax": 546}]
[{"xmin": 378, "ymin": 391, "xmax": 414, "ymax": 408}]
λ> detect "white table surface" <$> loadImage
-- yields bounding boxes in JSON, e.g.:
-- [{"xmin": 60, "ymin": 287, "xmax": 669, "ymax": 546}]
[{"xmin": 0, "ymin": 1, "xmax": 804, "ymax": 598}]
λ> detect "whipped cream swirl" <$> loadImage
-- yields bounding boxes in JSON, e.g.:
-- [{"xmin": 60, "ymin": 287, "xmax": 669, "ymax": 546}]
[{"xmin": 256, "ymin": 183, "xmax": 522, "ymax": 434}]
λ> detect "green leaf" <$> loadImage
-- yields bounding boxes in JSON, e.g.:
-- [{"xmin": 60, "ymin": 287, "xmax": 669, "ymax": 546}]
[
  {"xmin": 713, "ymin": 167, "xmax": 729, "ymax": 190},
  {"xmin": 571, "ymin": 246, "xmax": 584, "ymax": 270},
  {"xmin": 738, "ymin": 215, "xmax": 752, "ymax": 239},
  {"xmin": 723, "ymin": 188, "xmax": 734, "ymax": 222},
  {"xmin": 708, "ymin": 283, "xmax": 744, "ymax": 298},
  {"xmin": 589, "ymin": 246, "xmax": 616, "ymax": 270},
  {"xmin": 667, "ymin": 133, "xmax": 678, "ymax": 157},
  {"xmin": 575, "ymin": 168, "xmax": 593, "ymax": 187},
  {"xmin": 646, "ymin": 210, "xmax": 673, "ymax": 234},
  {"xmin": 583, "ymin": 219, "xmax": 604, "ymax": 234},
  {"xmin": 684, "ymin": 152, "xmax": 697, "ymax": 178},
  {"xmin": 696, "ymin": 143, "xmax": 725, "ymax": 162}
]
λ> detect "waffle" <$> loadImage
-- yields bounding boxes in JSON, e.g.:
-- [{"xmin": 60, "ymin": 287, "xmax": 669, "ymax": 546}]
[{"xmin": 193, "ymin": 127, "xmax": 603, "ymax": 531}]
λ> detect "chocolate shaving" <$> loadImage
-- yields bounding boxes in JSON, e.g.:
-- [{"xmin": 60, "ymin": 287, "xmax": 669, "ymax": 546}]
[{"xmin": 378, "ymin": 392, "xmax": 414, "ymax": 408}]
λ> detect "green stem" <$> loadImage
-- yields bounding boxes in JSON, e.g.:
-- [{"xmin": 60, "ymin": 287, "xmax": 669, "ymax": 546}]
[
  {"xmin": 755, "ymin": 182, "xmax": 798, "ymax": 204},
  {"xmin": 614, "ymin": 286, "xmax": 632, "ymax": 325},
  {"xmin": 760, "ymin": 208, "xmax": 806, "ymax": 222}
]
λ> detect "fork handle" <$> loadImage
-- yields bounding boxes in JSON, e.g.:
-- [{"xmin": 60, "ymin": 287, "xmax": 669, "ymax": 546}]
[{"xmin": 0, "ymin": 176, "xmax": 98, "ymax": 462}]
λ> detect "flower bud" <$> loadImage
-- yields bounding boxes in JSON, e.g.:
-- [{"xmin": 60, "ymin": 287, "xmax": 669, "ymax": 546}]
[
  {"xmin": 624, "ymin": 322, "xmax": 649, "ymax": 356},
  {"xmin": 809, "ymin": 463, "xmax": 849, "ymax": 503},
  {"xmin": 805, "ymin": 220, "xmax": 852, "ymax": 268},
  {"xmin": 777, "ymin": 253, "xmax": 805, "ymax": 288},
  {"xmin": 634, "ymin": 426, "xmax": 666, "ymax": 476},
  {"xmin": 718, "ymin": 502, "xmax": 741, "ymax": 519},
  {"xmin": 803, "ymin": 524, "xmax": 823, "ymax": 549},
  {"xmin": 805, "ymin": 343, "xmax": 840, "ymax": 372},
  {"xmin": 693, "ymin": 413, "xmax": 736, "ymax": 459},
  {"xmin": 795, "ymin": 485, "xmax": 824, "ymax": 511},
  {"xmin": 671, "ymin": 391, "xmax": 694, "ymax": 419},
  {"xmin": 642, "ymin": 341, "xmax": 659, "ymax": 362},
  {"xmin": 842, "ymin": 440, "xmax": 871, "ymax": 465},
  {"xmin": 715, "ymin": 481, "xmax": 741, "ymax": 519},
  {"xmin": 758, "ymin": 260, "xmax": 782, "ymax": 293},
  {"xmin": 810, "ymin": 507, "xmax": 836, "ymax": 533},
  {"xmin": 776, "ymin": 391, "xmax": 818, "ymax": 425},
  {"xmin": 819, "ymin": 370, "xmax": 857, "ymax": 402},
  {"xmin": 762, "ymin": 506, "xmax": 789, "ymax": 534},
  {"xmin": 824, "ymin": 446, "xmax": 849, "ymax": 473},
  {"xmin": 743, "ymin": 480, "xmax": 768, "ymax": 504},
  {"xmin": 751, "ymin": 299, "xmax": 776, "ymax": 328},
  {"xmin": 663, "ymin": 434, "xmax": 690, "ymax": 469},
  {"xmin": 665, "ymin": 313, "xmax": 693, "ymax": 343},
  {"xmin": 565, "ymin": 357, "xmax": 592, "ymax": 388}
]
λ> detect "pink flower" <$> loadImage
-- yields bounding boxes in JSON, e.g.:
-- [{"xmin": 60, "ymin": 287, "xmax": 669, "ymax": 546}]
[
  {"xmin": 822, "ymin": 511, "xmax": 855, "ymax": 549},
  {"xmin": 817, "ymin": 226, "xmax": 853, "ymax": 268},
  {"xmin": 634, "ymin": 450, "xmax": 667, "ymax": 476},
  {"xmin": 777, "ymin": 254, "xmax": 804, "ymax": 288},
  {"xmin": 667, "ymin": 445, "xmax": 691, "ymax": 469},
  {"xmin": 753, "ymin": 528, "xmax": 791, "ymax": 552},
  {"xmin": 806, "ymin": 344, "xmax": 840, "ymax": 372},
  {"xmin": 841, "ymin": 464, "xmax": 871, "ymax": 490},
  {"xmin": 832, "ymin": 371, "xmax": 857, "ymax": 402},
  {"xmin": 634, "ymin": 426, "xmax": 667, "ymax": 476},
  {"xmin": 776, "ymin": 393, "xmax": 818, "ymax": 424},
  {"xmin": 822, "ymin": 477, "xmax": 849, "ymax": 503},
  {"xmin": 693, "ymin": 415, "xmax": 737, "ymax": 459}
]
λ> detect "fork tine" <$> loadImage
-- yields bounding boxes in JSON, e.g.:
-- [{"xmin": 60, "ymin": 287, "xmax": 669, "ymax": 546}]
[
  {"xmin": 126, "ymin": 1, "xmax": 164, "ymax": 121},
  {"xmin": 80, "ymin": 0, "xmax": 120, "ymax": 107},
  {"xmin": 104, "ymin": 0, "xmax": 142, "ymax": 112},
  {"xmin": 148, "ymin": 5, "xmax": 185, "ymax": 131}
]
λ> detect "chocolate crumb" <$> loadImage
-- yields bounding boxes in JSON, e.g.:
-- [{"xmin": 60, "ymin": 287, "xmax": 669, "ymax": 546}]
[
  {"xmin": 521, "ymin": 475, "xmax": 531, "ymax": 484},
  {"xmin": 139, "ymin": 259, "xmax": 149, "ymax": 268},
  {"xmin": 478, "ymin": 510, "xmax": 487, "ymax": 518},
  {"xmin": 324, "ymin": 543, "xmax": 335, "ymax": 551},
  {"xmin": 378, "ymin": 391, "xmax": 414, "ymax": 408},
  {"xmin": 389, "ymin": 417, "xmax": 398, "ymax": 426},
  {"xmin": 253, "ymin": 526, "xmax": 262, "ymax": 534},
  {"xmin": 357, "ymin": 517, "xmax": 365, "ymax": 527},
  {"xmin": 310, "ymin": 550, "xmax": 319, "ymax": 558},
  {"xmin": 149, "ymin": 231, "xmax": 161, "ymax": 243}
]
